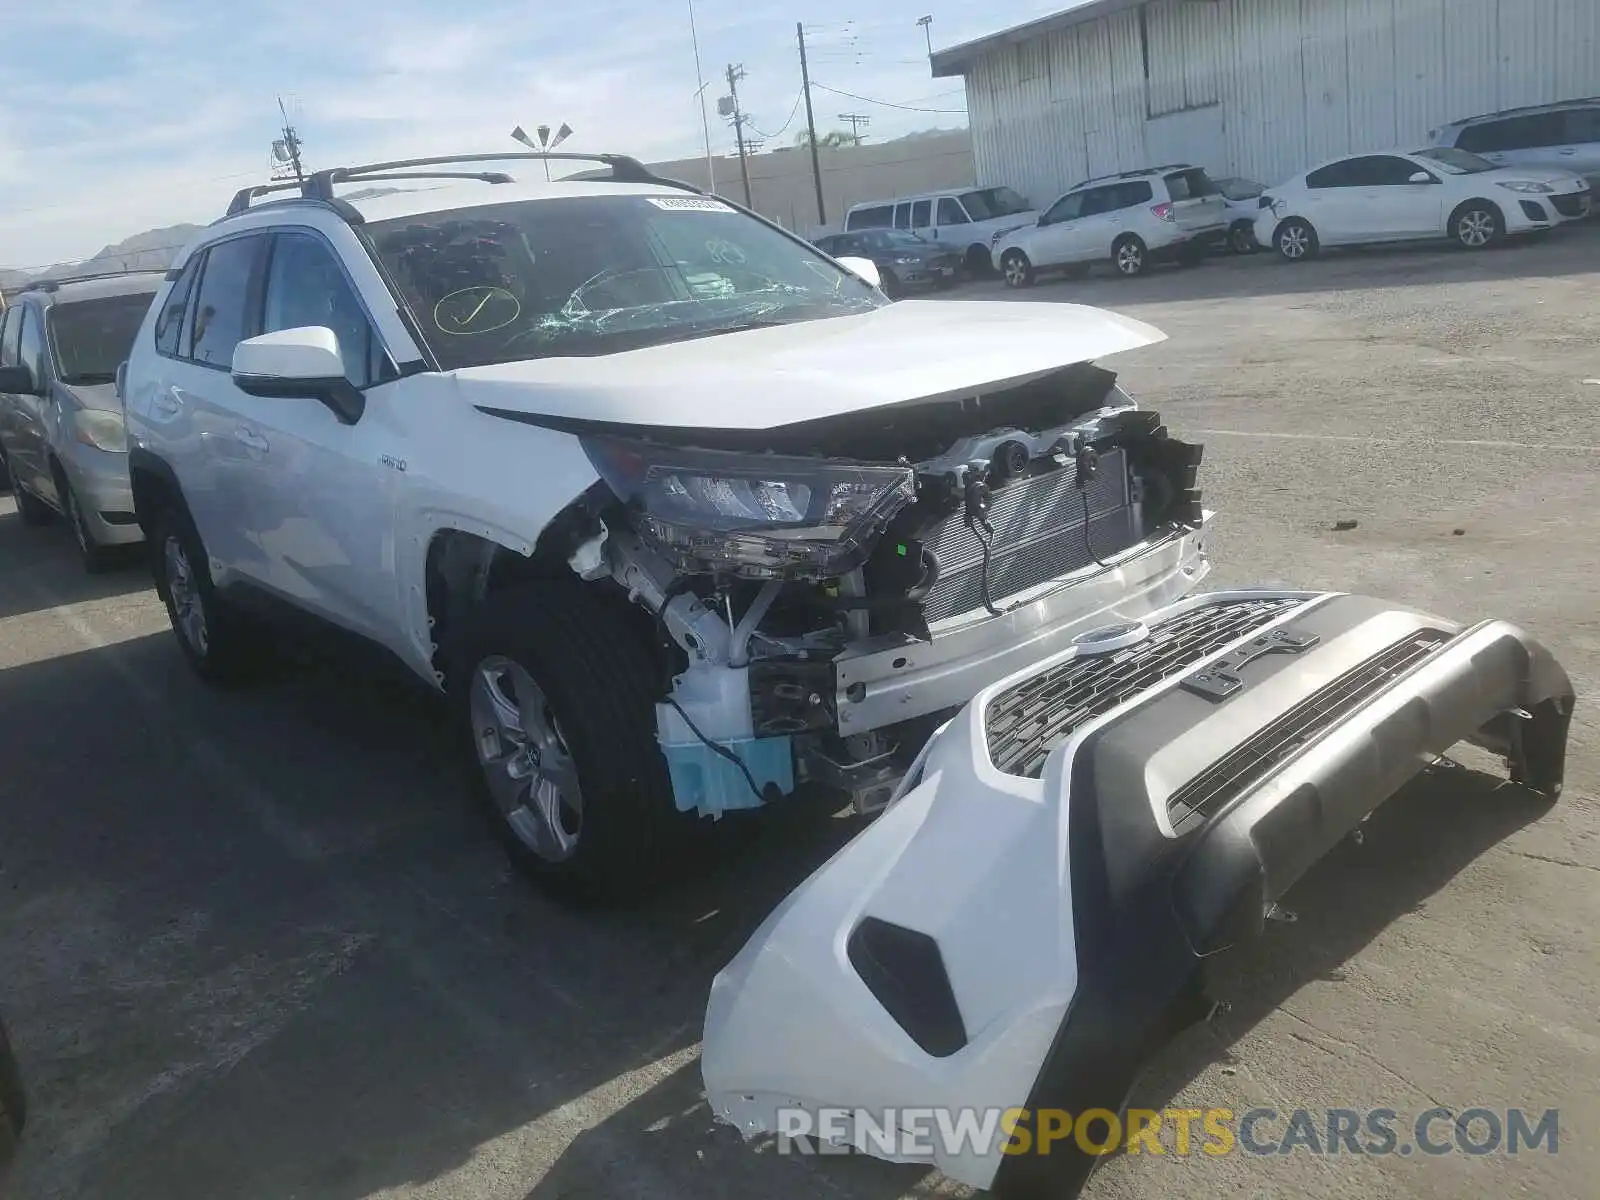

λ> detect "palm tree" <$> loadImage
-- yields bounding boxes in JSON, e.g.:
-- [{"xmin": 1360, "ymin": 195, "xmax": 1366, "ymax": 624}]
[{"xmin": 794, "ymin": 129, "xmax": 854, "ymax": 149}]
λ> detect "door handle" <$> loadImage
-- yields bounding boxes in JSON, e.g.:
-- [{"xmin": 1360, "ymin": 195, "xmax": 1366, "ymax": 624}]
[
  {"xmin": 1558, "ymin": 148, "xmax": 1577, "ymax": 155},
  {"xmin": 235, "ymin": 427, "xmax": 270, "ymax": 453}
]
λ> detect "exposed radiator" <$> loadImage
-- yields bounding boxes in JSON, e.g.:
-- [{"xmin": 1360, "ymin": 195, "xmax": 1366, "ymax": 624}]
[{"xmin": 919, "ymin": 448, "xmax": 1139, "ymax": 623}]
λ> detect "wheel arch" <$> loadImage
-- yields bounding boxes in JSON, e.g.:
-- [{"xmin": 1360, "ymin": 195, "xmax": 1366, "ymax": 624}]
[
  {"xmin": 127, "ymin": 445, "xmax": 191, "ymax": 536},
  {"xmin": 420, "ymin": 482, "xmax": 633, "ymax": 680},
  {"xmin": 1450, "ymin": 196, "xmax": 1505, "ymax": 227}
]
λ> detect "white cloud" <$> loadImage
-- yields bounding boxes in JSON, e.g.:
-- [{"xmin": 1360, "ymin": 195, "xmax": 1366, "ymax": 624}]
[{"xmin": 0, "ymin": 0, "xmax": 1030, "ymax": 269}]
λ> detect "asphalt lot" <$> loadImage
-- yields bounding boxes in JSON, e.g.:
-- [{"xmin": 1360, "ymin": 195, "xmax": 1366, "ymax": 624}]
[{"xmin": 1, "ymin": 225, "xmax": 1597, "ymax": 1200}]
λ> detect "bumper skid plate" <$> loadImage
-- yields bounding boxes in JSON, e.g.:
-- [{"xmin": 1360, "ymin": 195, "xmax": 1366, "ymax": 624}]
[{"xmin": 701, "ymin": 589, "xmax": 1575, "ymax": 1197}]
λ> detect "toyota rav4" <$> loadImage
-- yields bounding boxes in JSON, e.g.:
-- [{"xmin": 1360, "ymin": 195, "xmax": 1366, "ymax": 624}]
[{"xmin": 121, "ymin": 151, "xmax": 1215, "ymax": 901}]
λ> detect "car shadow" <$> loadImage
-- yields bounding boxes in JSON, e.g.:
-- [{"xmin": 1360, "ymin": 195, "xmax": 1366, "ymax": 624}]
[{"xmin": 0, "ymin": 497, "xmax": 151, "ymax": 620}]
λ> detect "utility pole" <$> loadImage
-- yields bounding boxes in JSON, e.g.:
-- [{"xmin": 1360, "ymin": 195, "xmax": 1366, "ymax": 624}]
[
  {"xmin": 689, "ymin": 1, "xmax": 718, "ymax": 193},
  {"xmin": 723, "ymin": 64, "xmax": 754, "ymax": 207},
  {"xmin": 837, "ymin": 113, "xmax": 871, "ymax": 145},
  {"xmin": 277, "ymin": 96, "xmax": 305, "ymax": 183},
  {"xmin": 917, "ymin": 15, "xmax": 934, "ymax": 58},
  {"xmin": 797, "ymin": 22, "xmax": 827, "ymax": 227}
]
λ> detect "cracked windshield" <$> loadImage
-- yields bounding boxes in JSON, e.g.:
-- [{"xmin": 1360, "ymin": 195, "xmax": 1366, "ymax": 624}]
[{"xmin": 0, "ymin": 2, "xmax": 1595, "ymax": 1200}]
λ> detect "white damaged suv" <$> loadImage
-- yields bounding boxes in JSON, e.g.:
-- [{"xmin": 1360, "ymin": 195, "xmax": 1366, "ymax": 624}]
[{"xmin": 122, "ymin": 151, "xmax": 1218, "ymax": 901}]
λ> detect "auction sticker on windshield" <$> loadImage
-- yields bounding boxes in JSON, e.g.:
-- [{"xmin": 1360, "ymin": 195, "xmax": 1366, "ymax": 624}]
[{"xmin": 647, "ymin": 197, "xmax": 736, "ymax": 212}]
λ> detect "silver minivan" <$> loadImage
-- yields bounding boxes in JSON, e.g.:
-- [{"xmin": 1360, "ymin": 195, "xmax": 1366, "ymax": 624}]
[
  {"xmin": 1432, "ymin": 97, "xmax": 1600, "ymax": 197},
  {"xmin": 842, "ymin": 186, "xmax": 1039, "ymax": 275},
  {"xmin": 0, "ymin": 271, "xmax": 162, "ymax": 572}
]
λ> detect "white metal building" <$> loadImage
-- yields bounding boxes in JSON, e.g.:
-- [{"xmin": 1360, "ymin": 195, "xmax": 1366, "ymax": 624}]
[{"xmin": 931, "ymin": 0, "xmax": 1600, "ymax": 205}]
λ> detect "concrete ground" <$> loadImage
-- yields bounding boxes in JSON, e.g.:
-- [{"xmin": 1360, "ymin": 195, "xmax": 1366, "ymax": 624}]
[{"xmin": 1, "ymin": 225, "xmax": 1596, "ymax": 1200}]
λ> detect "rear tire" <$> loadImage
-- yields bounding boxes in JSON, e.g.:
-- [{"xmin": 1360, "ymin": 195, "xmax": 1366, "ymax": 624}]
[
  {"xmin": 445, "ymin": 582, "xmax": 701, "ymax": 906},
  {"xmin": 1112, "ymin": 235, "xmax": 1148, "ymax": 277},
  {"xmin": 1229, "ymin": 221, "xmax": 1258, "ymax": 254},
  {"xmin": 1000, "ymin": 249, "xmax": 1034, "ymax": 288},
  {"xmin": 1274, "ymin": 218, "xmax": 1318, "ymax": 262},
  {"xmin": 1450, "ymin": 201, "xmax": 1502, "ymax": 250},
  {"xmin": 151, "ymin": 506, "xmax": 261, "ymax": 686}
]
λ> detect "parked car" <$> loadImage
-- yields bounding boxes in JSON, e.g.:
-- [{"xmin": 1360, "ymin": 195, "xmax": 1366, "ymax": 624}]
[
  {"xmin": 1431, "ymin": 97, "xmax": 1600, "ymax": 196},
  {"xmin": 1255, "ymin": 147, "xmax": 1592, "ymax": 260},
  {"xmin": 1212, "ymin": 175, "xmax": 1268, "ymax": 252},
  {"xmin": 0, "ymin": 271, "xmax": 163, "ymax": 570},
  {"xmin": 842, "ymin": 186, "xmax": 1039, "ymax": 276},
  {"xmin": 123, "ymin": 151, "xmax": 1216, "ymax": 904},
  {"xmin": 812, "ymin": 229, "xmax": 962, "ymax": 295},
  {"xmin": 992, "ymin": 164, "xmax": 1228, "ymax": 286},
  {"xmin": 0, "ymin": 1013, "xmax": 24, "ymax": 1173}
]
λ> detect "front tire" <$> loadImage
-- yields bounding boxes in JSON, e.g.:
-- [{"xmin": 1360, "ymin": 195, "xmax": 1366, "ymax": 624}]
[
  {"xmin": 446, "ymin": 582, "xmax": 699, "ymax": 906},
  {"xmin": 151, "ymin": 506, "xmax": 260, "ymax": 685},
  {"xmin": 1000, "ymin": 249, "xmax": 1034, "ymax": 288},
  {"xmin": 1451, "ymin": 201, "xmax": 1502, "ymax": 250},
  {"xmin": 964, "ymin": 245, "xmax": 993, "ymax": 278},
  {"xmin": 62, "ymin": 475, "xmax": 116, "ymax": 574},
  {"xmin": 12, "ymin": 480, "xmax": 54, "ymax": 527},
  {"xmin": 1112, "ymin": 235, "xmax": 1148, "ymax": 277},
  {"xmin": 1275, "ymin": 218, "xmax": 1318, "ymax": 262}
]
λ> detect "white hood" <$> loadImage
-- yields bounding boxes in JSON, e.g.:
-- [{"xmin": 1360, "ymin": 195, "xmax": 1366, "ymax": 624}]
[
  {"xmin": 454, "ymin": 300, "xmax": 1166, "ymax": 431},
  {"xmin": 1483, "ymin": 164, "xmax": 1590, "ymax": 189}
]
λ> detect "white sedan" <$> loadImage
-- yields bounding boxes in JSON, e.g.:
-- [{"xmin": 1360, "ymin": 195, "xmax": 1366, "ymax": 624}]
[{"xmin": 1254, "ymin": 147, "xmax": 1592, "ymax": 260}]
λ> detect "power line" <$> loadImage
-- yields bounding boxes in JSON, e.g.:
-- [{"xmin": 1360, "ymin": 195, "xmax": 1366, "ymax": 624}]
[
  {"xmin": 809, "ymin": 82, "xmax": 967, "ymax": 114},
  {"xmin": 837, "ymin": 113, "xmax": 871, "ymax": 145},
  {"xmin": 747, "ymin": 89, "xmax": 806, "ymax": 141}
]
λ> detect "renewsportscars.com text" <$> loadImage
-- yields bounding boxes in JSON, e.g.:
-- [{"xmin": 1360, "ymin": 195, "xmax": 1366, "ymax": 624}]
[{"xmin": 774, "ymin": 1105, "xmax": 1559, "ymax": 1160}]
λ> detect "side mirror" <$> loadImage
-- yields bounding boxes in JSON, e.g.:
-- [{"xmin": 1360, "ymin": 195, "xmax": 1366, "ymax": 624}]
[
  {"xmin": 0, "ymin": 365, "xmax": 38, "ymax": 396},
  {"xmin": 836, "ymin": 255, "xmax": 883, "ymax": 290},
  {"xmin": 231, "ymin": 327, "xmax": 364, "ymax": 425},
  {"xmin": 1408, "ymin": 170, "xmax": 1435, "ymax": 184}
]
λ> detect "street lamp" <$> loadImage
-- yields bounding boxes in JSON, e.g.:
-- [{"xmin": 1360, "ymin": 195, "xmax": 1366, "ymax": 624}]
[
  {"xmin": 917, "ymin": 15, "xmax": 933, "ymax": 57},
  {"xmin": 511, "ymin": 122, "xmax": 573, "ymax": 180}
]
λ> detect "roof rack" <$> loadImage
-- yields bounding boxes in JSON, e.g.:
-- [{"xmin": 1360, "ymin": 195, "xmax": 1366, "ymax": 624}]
[
  {"xmin": 1449, "ymin": 95, "xmax": 1600, "ymax": 126},
  {"xmin": 224, "ymin": 151, "xmax": 699, "ymax": 219},
  {"xmin": 1073, "ymin": 162, "xmax": 1194, "ymax": 189},
  {"xmin": 18, "ymin": 267, "xmax": 168, "ymax": 294}
]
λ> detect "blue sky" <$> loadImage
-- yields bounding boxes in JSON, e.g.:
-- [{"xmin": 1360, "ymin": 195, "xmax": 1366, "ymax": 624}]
[{"xmin": 0, "ymin": 0, "xmax": 1074, "ymax": 269}]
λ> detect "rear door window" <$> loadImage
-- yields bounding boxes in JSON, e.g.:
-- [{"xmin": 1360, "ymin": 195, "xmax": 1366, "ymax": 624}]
[
  {"xmin": 1117, "ymin": 180, "xmax": 1154, "ymax": 208},
  {"xmin": 847, "ymin": 205, "xmax": 893, "ymax": 230},
  {"xmin": 1563, "ymin": 106, "xmax": 1600, "ymax": 143},
  {"xmin": 188, "ymin": 235, "xmax": 266, "ymax": 367}
]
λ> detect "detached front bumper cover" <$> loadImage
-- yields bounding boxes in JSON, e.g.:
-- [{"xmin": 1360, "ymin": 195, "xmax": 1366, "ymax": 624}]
[{"xmin": 701, "ymin": 589, "xmax": 1575, "ymax": 1197}]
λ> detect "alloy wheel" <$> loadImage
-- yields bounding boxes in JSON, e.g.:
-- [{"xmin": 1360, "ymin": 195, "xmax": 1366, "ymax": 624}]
[
  {"xmin": 1279, "ymin": 224, "xmax": 1311, "ymax": 259},
  {"xmin": 163, "ymin": 536, "xmax": 209, "ymax": 656},
  {"xmin": 1458, "ymin": 209, "xmax": 1495, "ymax": 248},
  {"xmin": 1002, "ymin": 253, "xmax": 1029, "ymax": 287},
  {"xmin": 470, "ymin": 656, "xmax": 584, "ymax": 863},
  {"xmin": 1115, "ymin": 241, "xmax": 1144, "ymax": 275}
]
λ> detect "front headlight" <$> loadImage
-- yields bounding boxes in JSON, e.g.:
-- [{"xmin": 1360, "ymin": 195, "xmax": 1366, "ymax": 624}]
[
  {"xmin": 892, "ymin": 255, "xmax": 921, "ymax": 265},
  {"xmin": 72, "ymin": 409, "xmax": 127, "ymax": 454},
  {"xmin": 583, "ymin": 436, "xmax": 916, "ymax": 579},
  {"xmin": 1498, "ymin": 181, "xmax": 1554, "ymax": 194}
]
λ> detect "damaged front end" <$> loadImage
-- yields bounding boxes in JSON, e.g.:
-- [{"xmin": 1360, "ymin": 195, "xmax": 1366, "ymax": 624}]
[
  {"xmin": 565, "ymin": 361, "xmax": 1209, "ymax": 818},
  {"xmin": 699, "ymin": 590, "xmax": 1575, "ymax": 1196}
]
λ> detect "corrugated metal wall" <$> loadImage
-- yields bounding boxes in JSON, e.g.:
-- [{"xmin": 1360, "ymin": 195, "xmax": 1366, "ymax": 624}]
[{"xmin": 964, "ymin": 0, "xmax": 1600, "ymax": 208}]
